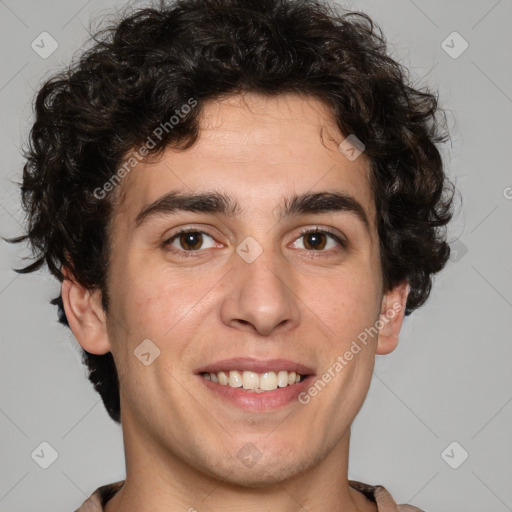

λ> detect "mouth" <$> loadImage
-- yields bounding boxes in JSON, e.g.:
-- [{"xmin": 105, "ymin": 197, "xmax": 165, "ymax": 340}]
[
  {"xmin": 199, "ymin": 369, "xmax": 308, "ymax": 392},
  {"xmin": 195, "ymin": 358, "xmax": 315, "ymax": 411}
]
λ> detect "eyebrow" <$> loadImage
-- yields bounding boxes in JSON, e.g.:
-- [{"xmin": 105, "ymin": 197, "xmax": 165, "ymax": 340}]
[{"xmin": 135, "ymin": 190, "xmax": 370, "ymax": 232}]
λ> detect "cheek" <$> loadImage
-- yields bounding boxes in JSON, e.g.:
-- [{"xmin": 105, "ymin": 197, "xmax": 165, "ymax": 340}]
[
  {"xmin": 307, "ymin": 270, "xmax": 381, "ymax": 342},
  {"xmin": 113, "ymin": 268, "xmax": 215, "ymax": 369},
  {"xmin": 116, "ymin": 254, "xmax": 201, "ymax": 333}
]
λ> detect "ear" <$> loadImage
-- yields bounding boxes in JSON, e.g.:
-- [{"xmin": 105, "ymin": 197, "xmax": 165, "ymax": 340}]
[
  {"xmin": 60, "ymin": 265, "xmax": 111, "ymax": 355},
  {"xmin": 376, "ymin": 281, "xmax": 410, "ymax": 355}
]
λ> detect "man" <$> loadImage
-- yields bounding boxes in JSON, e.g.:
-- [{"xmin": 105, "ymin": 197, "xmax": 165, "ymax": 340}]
[{"xmin": 7, "ymin": 0, "xmax": 454, "ymax": 510}]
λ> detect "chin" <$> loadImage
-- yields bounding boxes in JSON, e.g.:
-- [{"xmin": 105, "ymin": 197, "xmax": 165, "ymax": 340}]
[
  {"xmin": 198, "ymin": 450, "xmax": 314, "ymax": 489},
  {"xmin": 224, "ymin": 465, "xmax": 305, "ymax": 488}
]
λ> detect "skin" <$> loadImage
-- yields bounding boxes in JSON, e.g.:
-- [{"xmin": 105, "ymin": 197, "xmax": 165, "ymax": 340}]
[{"xmin": 61, "ymin": 92, "xmax": 409, "ymax": 512}]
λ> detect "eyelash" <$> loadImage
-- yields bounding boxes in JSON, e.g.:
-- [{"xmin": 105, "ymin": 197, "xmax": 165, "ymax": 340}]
[
  {"xmin": 163, "ymin": 226, "xmax": 346, "ymax": 258},
  {"xmin": 295, "ymin": 227, "xmax": 347, "ymax": 255}
]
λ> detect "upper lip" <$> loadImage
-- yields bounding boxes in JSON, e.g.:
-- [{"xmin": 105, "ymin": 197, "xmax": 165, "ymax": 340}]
[{"xmin": 195, "ymin": 358, "xmax": 315, "ymax": 375}]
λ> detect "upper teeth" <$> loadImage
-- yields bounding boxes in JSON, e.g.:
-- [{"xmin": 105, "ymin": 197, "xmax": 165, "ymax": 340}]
[{"xmin": 201, "ymin": 370, "xmax": 302, "ymax": 391}]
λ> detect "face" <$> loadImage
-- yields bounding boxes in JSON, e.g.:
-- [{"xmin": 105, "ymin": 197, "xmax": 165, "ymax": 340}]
[{"xmin": 65, "ymin": 92, "xmax": 407, "ymax": 487}]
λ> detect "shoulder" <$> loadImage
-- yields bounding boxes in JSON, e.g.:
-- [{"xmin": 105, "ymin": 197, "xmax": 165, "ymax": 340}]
[
  {"xmin": 74, "ymin": 480, "xmax": 125, "ymax": 512},
  {"xmin": 349, "ymin": 480, "xmax": 427, "ymax": 512}
]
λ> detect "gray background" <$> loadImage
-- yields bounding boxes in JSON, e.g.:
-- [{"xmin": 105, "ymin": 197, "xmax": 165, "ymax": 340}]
[{"xmin": 0, "ymin": 0, "xmax": 511, "ymax": 511}]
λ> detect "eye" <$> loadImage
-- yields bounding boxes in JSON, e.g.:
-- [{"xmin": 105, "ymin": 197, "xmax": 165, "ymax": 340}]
[
  {"xmin": 292, "ymin": 227, "xmax": 346, "ymax": 253},
  {"xmin": 163, "ymin": 228, "xmax": 217, "ymax": 256},
  {"xmin": 163, "ymin": 226, "xmax": 346, "ymax": 258}
]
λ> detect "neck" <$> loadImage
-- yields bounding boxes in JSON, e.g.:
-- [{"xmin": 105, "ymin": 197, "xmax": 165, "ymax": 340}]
[{"xmin": 105, "ymin": 413, "xmax": 376, "ymax": 512}]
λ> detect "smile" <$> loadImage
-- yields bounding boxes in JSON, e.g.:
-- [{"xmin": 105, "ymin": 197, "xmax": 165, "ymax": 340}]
[
  {"xmin": 195, "ymin": 358, "xmax": 316, "ymax": 411},
  {"xmin": 200, "ymin": 370, "xmax": 306, "ymax": 392}
]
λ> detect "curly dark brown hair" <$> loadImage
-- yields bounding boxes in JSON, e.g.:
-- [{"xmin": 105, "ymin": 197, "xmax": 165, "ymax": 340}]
[{"xmin": 4, "ymin": 0, "xmax": 456, "ymax": 424}]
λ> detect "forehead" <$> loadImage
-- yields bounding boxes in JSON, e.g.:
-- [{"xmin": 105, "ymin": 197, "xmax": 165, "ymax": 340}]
[{"xmin": 113, "ymin": 92, "xmax": 376, "ymax": 231}]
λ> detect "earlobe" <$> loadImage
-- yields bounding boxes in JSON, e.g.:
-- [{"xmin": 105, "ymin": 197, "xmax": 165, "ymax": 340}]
[
  {"xmin": 376, "ymin": 281, "xmax": 410, "ymax": 355},
  {"xmin": 60, "ymin": 265, "xmax": 111, "ymax": 355}
]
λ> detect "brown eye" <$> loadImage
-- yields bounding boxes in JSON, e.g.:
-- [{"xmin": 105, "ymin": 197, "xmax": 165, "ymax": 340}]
[
  {"xmin": 164, "ymin": 229, "xmax": 217, "ymax": 255},
  {"xmin": 293, "ymin": 228, "xmax": 346, "ymax": 253},
  {"xmin": 177, "ymin": 232, "xmax": 203, "ymax": 251},
  {"xmin": 302, "ymin": 232, "xmax": 328, "ymax": 251}
]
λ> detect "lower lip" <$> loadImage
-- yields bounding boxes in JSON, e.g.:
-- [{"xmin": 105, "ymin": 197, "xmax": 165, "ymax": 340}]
[{"xmin": 197, "ymin": 375, "xmax": 316, "ymax": 412}]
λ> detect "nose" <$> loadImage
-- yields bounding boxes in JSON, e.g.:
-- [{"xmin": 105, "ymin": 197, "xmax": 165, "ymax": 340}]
[{"xmin": 220, "ymin": 243, "xmax": 301, "ymax": 337}]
